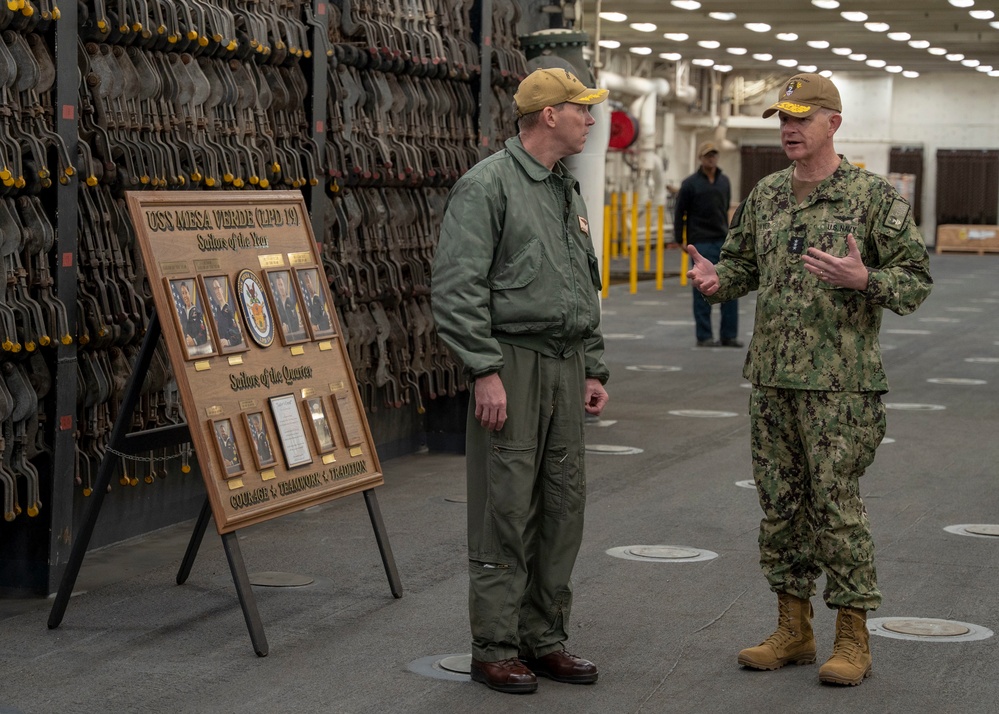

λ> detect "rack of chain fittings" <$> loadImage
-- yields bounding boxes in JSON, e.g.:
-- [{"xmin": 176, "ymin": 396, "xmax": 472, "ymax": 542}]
[
  {"xmin": 0, "ymin": 0, "xmax": 537, "ymax": 595},
  {"xmin": 320, "ymin": 0, "xmax": 530, "ymax": 417},
  {"xmin": 70, "ymin": 0, "xmax": 324, "ymax": 519}
]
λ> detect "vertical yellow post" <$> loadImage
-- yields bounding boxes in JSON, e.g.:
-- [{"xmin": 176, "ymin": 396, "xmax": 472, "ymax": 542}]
[
  {"xmin": 679, "ymin": 216, "xmax": 689, "ymax": 286},
  {"xmin": 644, "ymin": 201, "xmax": 652, "ymax": 272},
  {"xmin": 602, "ymin": 204, "xmax": 611, "ymax": 299},
  {"xmin": 656, "ymin": 204, "xmax": 664, "ymax": 290},
  {"xmin": 619, "ymin": 191, "xmax": 629, "ymax": 258},
  {"xmin": 609, "ymin": 192, "xmax": 619, "ymax": 258},
  {"xmin": 629, "ymin": 195, "xmax": 639, "ymax": 294}
]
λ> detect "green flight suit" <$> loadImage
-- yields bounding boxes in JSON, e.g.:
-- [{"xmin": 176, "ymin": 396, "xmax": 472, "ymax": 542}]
[{"xmin": 431, "ymin": 136, "xmax": 607, "ymax": 661}]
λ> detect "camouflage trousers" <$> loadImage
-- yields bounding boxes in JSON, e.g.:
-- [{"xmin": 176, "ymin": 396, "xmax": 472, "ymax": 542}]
[{"xmin": 749, "ymin": 386, "xmax": 886, "ymax": 611}]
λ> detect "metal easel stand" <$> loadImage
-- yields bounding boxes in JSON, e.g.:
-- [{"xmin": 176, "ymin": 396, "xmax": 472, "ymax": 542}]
[
  {"xmin": 49, "ymin": 314, "xmax": 404, "ymax": 657},
  {"xmin": 46, "ymin": 315, "xmax": 270, "ymax": 654}
]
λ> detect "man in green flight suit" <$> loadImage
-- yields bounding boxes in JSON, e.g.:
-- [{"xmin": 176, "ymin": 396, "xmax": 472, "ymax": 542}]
[
  {"xmin": 687, "ymin": 73, "xmax": 932, "ymax": 686},
  {"xmin": 431, "ymin": 67, "xmax": 610, "ymax": 695}
]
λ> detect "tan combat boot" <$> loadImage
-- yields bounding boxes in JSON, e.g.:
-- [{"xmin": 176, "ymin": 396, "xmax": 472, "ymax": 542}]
[
  {"xmin": 738, "ymin": 592, "xmax": 817, "ymax": 670},
  {"xmin": 818, "ymin": 607, "xmax": 872, "ymax": 685}
]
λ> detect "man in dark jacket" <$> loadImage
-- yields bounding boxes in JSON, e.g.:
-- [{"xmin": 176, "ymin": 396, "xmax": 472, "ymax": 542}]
[
  {"xmin": 674, "ymin": 141, "xmax": 741, "ymax": 347},
  {"xmin": 432, "ymin": 67, "xmax": 609, "ymax": 695}
]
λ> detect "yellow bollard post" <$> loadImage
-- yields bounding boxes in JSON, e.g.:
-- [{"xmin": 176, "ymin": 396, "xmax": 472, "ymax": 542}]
[
  {"xmin": 610, "ymin": 192, "xmax": 619, "ymax": 259},
  {"xmin": 602, "ymin": 204, "xmax": 611, "ymax": 299},
  {"xmin": 644, "ymin": 201, "xmax": 652, "ymax": 272},
  {"xmin": 620, "ymin": 191, "xmax": 629, "ymax": 258},
  {"xmin": 656, "ymin": 204, "xmax": 664, "ymax": 290},
  {"xmin": 630, "ymin": 195, "xmax": 639, "ymax": 294},
  {"xmin": 679, "ymin": 217, "xmax": 689, "ymax": 286}
]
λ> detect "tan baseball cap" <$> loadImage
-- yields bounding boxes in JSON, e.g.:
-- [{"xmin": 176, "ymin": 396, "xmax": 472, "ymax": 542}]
[
  {"xmin": 697, "ymin": 141, "xmax": 719, "ymax": 158},
  {"xmin": 762, "ymin": 73, "xmax": 842, "ymax": 118},
  {"xmin": 514, "ymin": 68, "xmax": 609, "ymax": 117}
]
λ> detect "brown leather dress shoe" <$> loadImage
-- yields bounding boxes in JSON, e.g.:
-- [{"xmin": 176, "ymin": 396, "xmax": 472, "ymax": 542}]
[
  {"xmin": 470, "ymin": 657, "xmax": 538, "ymax": 694},
  {"xmin": 522, "ymin": 650, "xmax": 599, "ymax": 684}
]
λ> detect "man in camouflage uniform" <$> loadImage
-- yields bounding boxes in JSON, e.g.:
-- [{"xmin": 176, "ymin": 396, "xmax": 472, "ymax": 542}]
[{"xmin": 687, "ymin": 73, "xmax": 932, "ymax": 686}]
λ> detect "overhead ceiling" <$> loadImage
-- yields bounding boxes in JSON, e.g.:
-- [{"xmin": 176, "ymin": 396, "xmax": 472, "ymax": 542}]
[{"xmin": 579, "ymin": 0, "xmax": 999, "ymax": 78}]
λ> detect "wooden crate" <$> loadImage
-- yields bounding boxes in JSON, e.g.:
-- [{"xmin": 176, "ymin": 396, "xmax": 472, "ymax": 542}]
[{"xmin": 936, "ymin": 224, "xmax": 999, "ymax": 255}]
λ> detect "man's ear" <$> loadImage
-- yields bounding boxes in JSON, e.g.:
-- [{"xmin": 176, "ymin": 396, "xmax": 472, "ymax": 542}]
[{"xmin": 828, "ymin": 112, "xmax": 843, "ymax": 135}]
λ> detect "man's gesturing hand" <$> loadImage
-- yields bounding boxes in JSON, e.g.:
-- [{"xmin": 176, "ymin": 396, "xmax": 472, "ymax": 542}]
[{"xmin": 686, "ymin": 245, "xmax": 720, "ymax": 296}]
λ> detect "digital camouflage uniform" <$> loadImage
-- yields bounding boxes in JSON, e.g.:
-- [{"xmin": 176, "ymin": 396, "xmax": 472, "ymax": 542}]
[{"xmin": 709, "ymin": 157, "xmax": 932, "ymax": 610}]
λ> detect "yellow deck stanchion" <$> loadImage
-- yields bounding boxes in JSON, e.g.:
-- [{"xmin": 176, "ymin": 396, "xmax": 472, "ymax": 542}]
[
  {"xmin": 630, "ymin": 195, "xmax": 638, "ymax": 294},
  {"xmin": 620, "ymin": 191, "xmax": 629, "ymax": 258},
  {"xmin": 602, "ymin": 204, "xmax": 611, "ymax": 299},
  {"xmin": 609, "ymin": 192, "xmax": 619, "ymax": 259},
  {"xmin": 644, "ymin": 200, "xmax": 652, "ymax": 272},
  {"xmin": 680, "ymin": 217, "xmax": 689, "ymax": 286},
  {"xmin": 656, "ymin": 204, "xmax": 664, "ymax": 290}
]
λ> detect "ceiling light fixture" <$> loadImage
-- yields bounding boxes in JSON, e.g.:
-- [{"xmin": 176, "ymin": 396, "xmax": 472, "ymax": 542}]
[
  {"xmin": 714, "ymin": 64, "xmax": 734, "ymax": 72},
  {"xmin": 709, "ymin": 12, "xmax": 737, "ymax": 21},
  {"xmin": 811, "ymin": 0, "xmax": 840, "ymax": 8},
  {"xmin": 831, "ymin": 47, "xmax": 852, "ymax": 55},
  {"xmin": 776, "ymin": 33, "xmax": 799, "ymax": 41},
  {"xmin": 744, "ymin": 23, "xmax": 771, "ymax": 32},
  {"xmin": 753, "ymin": 53, "xmax": 774, "ymax": 61},
  {"xmin": 726, "ymin": 47, "xmax": 748, "ymax": 55},
  {"xmin": 989, "ymin": 70, "xmax": 999, "ymax": 77},
  {"xmin": 864, "ymin": 22, "xmax": 890, "ymax": 32},
  {"xmin": 820, "ymin": 70, "xmax": 834, "ymax": 78},
  {"xmin": 697, "ymin": 40, "xmax": 721, "ymax": 48},
  {"xmin": 866, "ymin": 59, "xmax": 887, "ymax": 67},
  {"xmin": 970, "ymin": 10, "xmax": 995, "ymax": 19},
  {"xmin": 886, "ymin": 66, "xmax": 904, "ymax": 73},
  {"xmin": 598, "ymin": 12, "xmax": 627, "ymax": 23},
  {"xmin": 629, "ymin": 23, "xmax": 657, "ymax": 32},
  {"xmin": 908, "ymin": 40, "xmax": 930, "ymax": 48},
  {"xmin": 629, "ymin": 47, "xmax": 653, "ymax": 55},
  {"xmin": 797, "ymin": 65, "xmax": 818, "ymax": 72},
  {"xmin": 841, "ymin": 11, "xmax": 868, "ymax": 22},
  {"xmin": 670, "ymin": 0, "xmax": 702, "ymax": 10},
  {"xmin": 976, "ymin": 65, "xmax": 994, "ymax": 72},
  {"xmin": 691, "ymin": 58, "xmax": 715, "ymax": 66},
  {"xmin": 946, "ymin": 53, "xmax": 965, "ymax": 61},
  {"xmin": 776, "ymin": 58, "xmax": 799, "ymax": 67},
  {"xmin": 659, "ymin": 52, "xmax": 683, "ymax": 61},
  {"xmin": 598, "ymin": 40, "xmax": 621, "ymax": 49},
  {"xmin": 663, "ymin": 32, "xmax": 689, "ymax": 41},
  {"xmin": 961, "ymin": 58, "xmax": 980, "ymax": 66},
  {"xmin": 848, "ymin": 53, "xmax": 868, "ymax": 61},
  {"xmin": 807, "ymin": 40, "xmax": 831, "ymax": 48},
  {"xmin": 992, "ymin": 21, "xmax": 999, "ymax": 29},
  {"xmin": 947, "ymin": 0, "xmax": 974, "ymax": 7},
  {"xmin": 887, "ymin": 32, "xmax": 911, "ymax": 41},
  {"xmin": 902, "ymin": 70, "xmax": 920, "ymax": 78},
  {"xmin": 927, "ymin": 47, "xmax": 947, "ymax": 55}
]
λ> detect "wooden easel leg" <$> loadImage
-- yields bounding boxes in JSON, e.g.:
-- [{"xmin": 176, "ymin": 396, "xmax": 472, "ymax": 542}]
[
  {"xmin": 222, "ymin": 532, "xmax": 269, "ymax": 657},
  {"xmin": 176, "ymin": 497, "xmax": 212, "ymax": 585},
  {"xmin": 363, "ymin": 488, "xmax": 403, "ymax": 598}
]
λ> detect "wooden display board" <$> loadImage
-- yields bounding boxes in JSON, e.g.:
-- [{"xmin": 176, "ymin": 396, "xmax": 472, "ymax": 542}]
[{"xmin": 127, "ymin": 191, "xmax": 383, "ymax": 533}]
